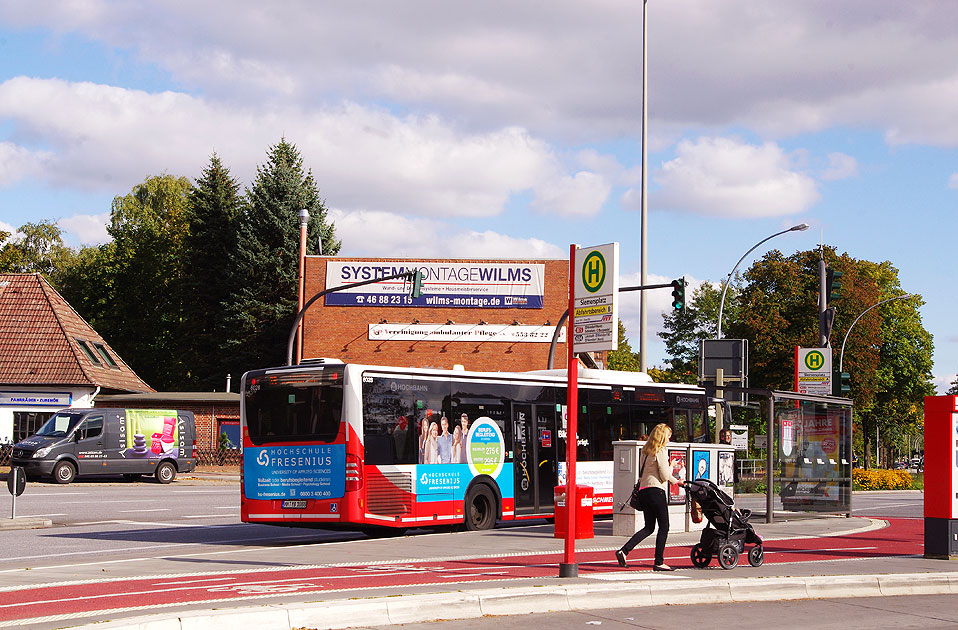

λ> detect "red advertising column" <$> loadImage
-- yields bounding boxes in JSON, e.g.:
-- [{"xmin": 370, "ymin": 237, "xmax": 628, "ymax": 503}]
[
  {"xmin": 924, "ymin": 395, "xmax": 958, "ymax": 559},
  {"xmin": 560, "ymin": 244, "xmax": 579, "ymax": 578}
]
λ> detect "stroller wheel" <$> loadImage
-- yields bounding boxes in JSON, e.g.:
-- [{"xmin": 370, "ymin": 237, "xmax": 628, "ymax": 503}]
[
  {"xmin": 717, "ymin": 543, "xmax": 739, "ymax": 570},
  {"xmin": 748, "ymin": 545, "xmax": 764, "ymax": 567},
  {"xmin": 690, "ymin": 543, "xmax": 711, "ymax": 568}
]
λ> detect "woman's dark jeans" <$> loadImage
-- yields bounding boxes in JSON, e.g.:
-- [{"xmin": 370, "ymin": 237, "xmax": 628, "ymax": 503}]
[{"xmin": 620, "ymin": 486, "xmax": 669, "ymax": 565}]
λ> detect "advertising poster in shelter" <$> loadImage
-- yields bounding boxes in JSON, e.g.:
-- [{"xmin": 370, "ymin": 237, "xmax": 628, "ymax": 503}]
[
  {"xmin": 718, "ymin": 451, "xmax": 735, "ymax": 489},
  {"xmin": 692, "ymin": 450, "xmax": 710, "ymax": 481},
  {"xmin": 668, "ymin": 449, "xmax": 686, "ymax": 504}
]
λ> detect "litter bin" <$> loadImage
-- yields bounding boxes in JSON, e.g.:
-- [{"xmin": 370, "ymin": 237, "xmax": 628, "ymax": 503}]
[{"xmin": 553, "ymin": 484, "xmax": 594, "ymax": 539}]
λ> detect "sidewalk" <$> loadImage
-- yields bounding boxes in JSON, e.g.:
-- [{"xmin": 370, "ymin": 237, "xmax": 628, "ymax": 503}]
[{"xmin": 14, "ymin": 514, "xmax": 952, "ymax": 630}]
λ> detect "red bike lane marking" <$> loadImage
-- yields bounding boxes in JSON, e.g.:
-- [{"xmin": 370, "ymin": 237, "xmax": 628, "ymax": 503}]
[{"xmin": 0, "ymin": 518, "xmax": 922, "ymax": 623}]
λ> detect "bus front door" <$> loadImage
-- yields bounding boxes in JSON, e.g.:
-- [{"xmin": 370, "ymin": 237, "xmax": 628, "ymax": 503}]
[{"xmin": 512, "ymin": 404, "xmax": 558, "ymax": 515}]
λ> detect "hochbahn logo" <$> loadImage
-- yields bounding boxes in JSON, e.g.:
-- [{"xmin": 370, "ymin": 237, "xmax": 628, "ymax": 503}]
[
  {"xmin": 804, "ymin": 350, "xmax": 826, "ymax": 371},
  {"xmin": 581, "ymin": 251, "xmax": 606, "ymax": 293}
]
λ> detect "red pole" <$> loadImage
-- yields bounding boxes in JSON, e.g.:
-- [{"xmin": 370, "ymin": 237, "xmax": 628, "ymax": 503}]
[{"xmin": 561, "ymin": 244, "xmax": 579, "ymax": 577}]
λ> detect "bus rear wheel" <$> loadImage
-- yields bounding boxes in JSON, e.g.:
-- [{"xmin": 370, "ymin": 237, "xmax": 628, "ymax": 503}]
[{"xmin": 464, "ymin": 485, "xmax": 496, "ymax": 531}]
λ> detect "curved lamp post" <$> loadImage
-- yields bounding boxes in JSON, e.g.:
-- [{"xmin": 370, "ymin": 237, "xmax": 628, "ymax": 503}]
[
  {"xmin": 715, "ymin": 223, "xmax": 809, "ymax": 339},
  {"xmin": 839, "ymin": 294, "xmax": 915, "ymax": 372}
]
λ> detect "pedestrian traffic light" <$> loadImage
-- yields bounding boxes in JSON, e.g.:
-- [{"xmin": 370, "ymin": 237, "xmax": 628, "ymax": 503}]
[
  {"xmin": 670, "ymin": 277, "xmax": 686, "ymax": 310},
  {"xmin": 826, "ymin": 268, "xmax": 843, "ymax": 302},
  {"xmin": 410, "ymin": 269, "xmax": 425, "ymax": 298},
  {"xmin": 833, "ymin": 370, "xmax": 850, "ymax": 396}
]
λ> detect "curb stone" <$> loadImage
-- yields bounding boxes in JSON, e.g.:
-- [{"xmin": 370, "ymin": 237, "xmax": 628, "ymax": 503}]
[{"xmin": 64, "ymin": 572, "xmax": 958, "ymax": 630}]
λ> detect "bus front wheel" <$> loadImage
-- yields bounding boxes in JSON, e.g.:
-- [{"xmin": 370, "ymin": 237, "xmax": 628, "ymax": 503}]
[{"xmin": 464, "ymin": 485, "xmax": 496, "ymax": 531}]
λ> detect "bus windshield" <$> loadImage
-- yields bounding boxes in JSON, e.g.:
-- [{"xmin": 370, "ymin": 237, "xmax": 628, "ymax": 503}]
[
  {"xmin": 35, "ymin": 413, "xmax": 84, "ymax": 438},
  {"xmin": 244, "ymin": 367, "xmax": 344, "ymax": 445}
]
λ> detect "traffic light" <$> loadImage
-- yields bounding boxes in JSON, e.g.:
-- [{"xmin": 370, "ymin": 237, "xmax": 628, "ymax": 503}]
[
  {"xmin": 826, "ymin": 268, "xmax": 843, "ymax": 302},
  {"xmin": 833, "ymin": 370, "xmax": 850, "ymax": 397},
  {"xmin": 670, "ymin": 277, "xmax": 686, "ymax": 310},
  {"xmin": 410, "ymin": 269, "xmax": 425, "ymax": 298}
]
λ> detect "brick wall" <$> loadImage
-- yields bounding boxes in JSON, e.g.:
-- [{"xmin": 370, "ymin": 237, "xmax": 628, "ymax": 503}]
[{"xmin": 302, "ymin": 257, "xmax": 570, "ymax": 372}]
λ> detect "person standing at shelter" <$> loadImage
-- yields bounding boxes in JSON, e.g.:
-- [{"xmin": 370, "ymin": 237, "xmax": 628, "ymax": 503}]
[{"xmin": 615, "ymin": 423, "xmax": 685, "ymax": 571}]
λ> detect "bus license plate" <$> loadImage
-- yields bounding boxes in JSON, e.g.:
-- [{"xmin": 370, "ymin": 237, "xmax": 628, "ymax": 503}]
[{"xmin": 281, "ymin": 500, "xmax": 308, "ymax": 509}]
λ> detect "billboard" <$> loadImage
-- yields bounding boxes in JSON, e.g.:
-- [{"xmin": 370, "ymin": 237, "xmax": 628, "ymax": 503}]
[{"xmin": 324, "ymin": 261, "xmax": 545, "ymax": 309}]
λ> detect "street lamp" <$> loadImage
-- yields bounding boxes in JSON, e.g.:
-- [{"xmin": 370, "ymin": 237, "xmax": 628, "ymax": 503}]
[
  {"xmin": 839, "ymin": 294, "xmax": 914, "ymax": 372},
  {"xmin": 296, "ymin": 208, "xmax": 309, "ymax": 363},
  {"xmin": 715, "ymin": 223, "xmax": 809, "ymax": 339},
  {"xmin": 638, "ymin": 0, "xmax": 650, "ymax": 372}
]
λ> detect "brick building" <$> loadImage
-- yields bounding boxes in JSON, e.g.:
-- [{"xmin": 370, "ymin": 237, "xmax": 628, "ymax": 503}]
[{"xmin": 302, "ymin": 257, "xmax": 574, "ymax": 372}]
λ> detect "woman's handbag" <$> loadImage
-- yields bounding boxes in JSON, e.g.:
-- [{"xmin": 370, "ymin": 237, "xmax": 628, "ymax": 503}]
[
  {"xmin": 628, "ymin": 482, "xmax": 644, "ymax": 510},
  {"xmin": 628, "ymin": 453, "xmax": 647, "ymax": 510},
  {"xmin": 690, "ymin": 499, "xmax": 703, "ymax": 523}
]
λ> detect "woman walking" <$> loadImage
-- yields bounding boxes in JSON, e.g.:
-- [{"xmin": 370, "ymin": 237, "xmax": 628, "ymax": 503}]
[{"xmin": 616, "ymin": 423, "xmax": 685, "ymax": 571}]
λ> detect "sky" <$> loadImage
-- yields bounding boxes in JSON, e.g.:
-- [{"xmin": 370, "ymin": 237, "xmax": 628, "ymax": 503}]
[{"xmin": 0, "ymin": 1, "xmax": 955, "ymax": 392}]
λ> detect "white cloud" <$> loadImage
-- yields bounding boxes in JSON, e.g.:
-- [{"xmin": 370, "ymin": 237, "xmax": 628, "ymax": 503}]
[
  {"xmin": 327, "ymin": 208, "xmax": 564, "ymax": 259},
  {"xmin": 0, "ymin": 77, "xmax": 610, "ymax": 220},
  {"xmin": 948, "ymin": 173, "xmax": 958, "ymax": 189},
  {"xmin": 530, "ymin": 171, "xmax": 610, "ymax": 217},
  {"xmin": 648, "ymin": 137, "xmax": 820, "ymax": 218},
  {"xmin": 0, "ymin": 141, "xmax": 49, "ymax": 186},
  {"xmin": 821, "ymin": 152, "xmax": 858, "ymax": 181},
  {"xmin": 58, "ymin": 212, "xmax": 110, "ymax": 245},
  {"xmin": 934, "ymin": 373, "xmax": 956, "ymax": 395}
]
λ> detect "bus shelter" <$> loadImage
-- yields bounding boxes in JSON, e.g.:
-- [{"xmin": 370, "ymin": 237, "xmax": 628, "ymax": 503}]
[{"xmin": 706, "ymin": 386, "xmax": 853, "ymax": 522}]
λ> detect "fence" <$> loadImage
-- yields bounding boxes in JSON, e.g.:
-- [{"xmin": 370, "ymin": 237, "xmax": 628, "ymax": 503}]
[{"xmin": 195, "ymin": 448, "xmax": 241, "ymax": 466}]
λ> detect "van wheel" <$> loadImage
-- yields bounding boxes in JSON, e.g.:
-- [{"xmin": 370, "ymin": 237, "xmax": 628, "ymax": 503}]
[
  {"xmin": 53, "ymin": 461, "xmax": 76, "ymax": 485},
  {"xmin": 464, "ymin": 484, "xmax": 496, "ymax": 531},
  {"xmin": 155, "ymin": 462, "xmax": 177, "ymax": 484}
]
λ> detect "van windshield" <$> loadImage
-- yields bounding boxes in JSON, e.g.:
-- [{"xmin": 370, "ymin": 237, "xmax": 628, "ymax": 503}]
[{"xmin": 35, "ymin": 413, "xmax": 84, "ymax": 437}]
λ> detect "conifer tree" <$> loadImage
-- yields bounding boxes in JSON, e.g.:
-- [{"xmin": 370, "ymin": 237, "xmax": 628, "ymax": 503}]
[
  {"xmin": 221, "ymin": 139, "xmax": 340, "ymax": 377},
  {"xmin": 181, "ymin": 154, "xmax": 242, "ymax": 390}
]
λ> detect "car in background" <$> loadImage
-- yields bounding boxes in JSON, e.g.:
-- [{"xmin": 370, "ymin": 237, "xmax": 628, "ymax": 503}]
[{"xmin": 892, "ymin": 461, "xmax": 908, "ymax": 470}]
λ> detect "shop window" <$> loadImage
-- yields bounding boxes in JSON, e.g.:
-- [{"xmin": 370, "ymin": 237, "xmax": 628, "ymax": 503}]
[{"xmin": 13, "ymin": 411, "xmax": 52, "ymax": 443}]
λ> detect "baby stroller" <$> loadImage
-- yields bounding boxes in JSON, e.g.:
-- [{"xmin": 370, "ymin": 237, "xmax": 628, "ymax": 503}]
[{"xmin": 686, "ymin": 478, "xmax": 763, "ymax": 569}]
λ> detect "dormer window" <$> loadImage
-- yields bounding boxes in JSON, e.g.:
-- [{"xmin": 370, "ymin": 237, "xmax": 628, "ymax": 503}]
[
  {"xmin": 75, "ymin": 338, "xmax": 102, "ymax": 367},
  {"xmin": 93, "ymin": 342, "xmax": 120, "ymax": 369}
]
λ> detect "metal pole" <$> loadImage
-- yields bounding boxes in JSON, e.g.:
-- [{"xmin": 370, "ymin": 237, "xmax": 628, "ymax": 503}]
[
  {"xmin": 10, "ymin": 467, "xmax": 17, "ymax": 520},
  {"xmin": 766, "ymin": 395, "xmax": 774, "ymax": 524},
  {"xmin": 839, "ymin": 294, "xmax": 914, "ymax": 372},
  {"xmin": 716, "ymin": 224, "xmax": 808, "ymax": 339},
  {"xmin": 639, "ymin": 0, "xmax": 649, "ymax": 372}
]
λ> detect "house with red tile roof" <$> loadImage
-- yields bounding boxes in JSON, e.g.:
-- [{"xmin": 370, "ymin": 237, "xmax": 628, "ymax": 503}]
[{"xmin": 0, "ymin": 273, "xmax": 153, "ymax": 443}]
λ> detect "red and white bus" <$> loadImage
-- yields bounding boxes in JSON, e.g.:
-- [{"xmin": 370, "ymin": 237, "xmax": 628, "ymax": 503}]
[{"xmin": 240, "ymin": 359, "xmax": 712, "ymax": 532}]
